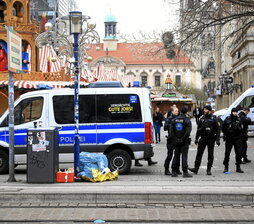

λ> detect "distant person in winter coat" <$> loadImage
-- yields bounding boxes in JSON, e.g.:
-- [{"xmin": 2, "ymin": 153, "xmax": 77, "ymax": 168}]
[
  {"xmin": 193, "ymin": 106, "xmax": 202, "ymax": 125},
  {"xmin": 153, "ymin": 107, "xmax": 164, "ymax": 143}
]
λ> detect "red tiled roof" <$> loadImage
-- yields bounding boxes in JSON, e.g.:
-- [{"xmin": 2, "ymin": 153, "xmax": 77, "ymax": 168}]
[{"xmin": 87, "ymin": 42, "xmax": 193, "ymax": 65}]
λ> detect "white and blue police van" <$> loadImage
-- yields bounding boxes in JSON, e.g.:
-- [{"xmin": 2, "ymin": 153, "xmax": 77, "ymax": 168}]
[
  {"xmin": 0, "ymin": 87, "xmax": 154, "ymax": 174},
  {"xmin": 214, "ymin": 86, "xmax": 254, "ymax": 131}
]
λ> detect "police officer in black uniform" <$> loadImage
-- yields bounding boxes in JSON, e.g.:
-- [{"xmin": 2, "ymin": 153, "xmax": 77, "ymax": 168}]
[
  {"xmin": 164, "ymin": 107, "xmax": 181, "ymax": 175},
  {"xmin": 189, "ymin": 105, "xmax": 221, "ymax": 175},
  {"xmin": 238, "ymin": 106, "xmax": 252, "ymax": 163},
  {"xmin": 170, "ymin": 107, "xmax": 192, "ymax": 177},
  {"xmin": 222, "ymin": 107, "xmax": 244, "ymax": 173}
]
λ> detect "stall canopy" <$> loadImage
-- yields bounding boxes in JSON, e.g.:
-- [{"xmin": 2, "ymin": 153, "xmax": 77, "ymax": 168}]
[{"xmin": 0, "ymin": 81, "xmax": 89, "ymax": 89}]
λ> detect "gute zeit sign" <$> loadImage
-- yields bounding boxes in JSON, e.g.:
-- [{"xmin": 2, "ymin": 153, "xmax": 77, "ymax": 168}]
[{"xmin": 6, "ymin": 27, "xmax": 22, "ymax": 73}]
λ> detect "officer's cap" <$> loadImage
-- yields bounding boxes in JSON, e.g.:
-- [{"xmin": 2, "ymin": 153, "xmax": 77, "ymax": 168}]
[
  {"xmin": 181, "ymin": 107, "xmax": 188, "ymax": 114},
  {"xmin": 204, "ymin": 105, "xmax": 212, "ymax": 111},
  {"xmin": 231, "ymin": 107, "xmax": 238, "ymax": 113}
]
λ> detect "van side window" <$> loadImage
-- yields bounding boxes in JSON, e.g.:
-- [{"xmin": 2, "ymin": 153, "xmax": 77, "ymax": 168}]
[
  {"xmin": 80, "ymin": 95, "xmax": 96, "ymax": 123},
  {"xmin": 53, "ymin": 95, "xmax": 95, "ymax": 124},
  {"xmin": 237, "ymin": 95, "xmax": 254, "ymax": 110},
  {"xmin": 97, "ymin": 94, "xmax": 142, "ymax": 123},
  {"xmin": 0, "ymin": 97, "xmax": 43, "ymax": 127}
]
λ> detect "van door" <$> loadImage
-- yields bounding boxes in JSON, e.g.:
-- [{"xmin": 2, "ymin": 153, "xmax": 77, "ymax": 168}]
[{"xmin": 0, "ymin": 96, "xmax": 46, "ymax": 155}]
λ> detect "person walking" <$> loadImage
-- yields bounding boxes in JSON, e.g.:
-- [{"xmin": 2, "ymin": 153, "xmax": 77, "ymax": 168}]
[
  {"xmin": 238, "ymin": 107, "xmax": 252, "ymax": 164},
  {"xmin": 188, "ymin": 105, "xmax": 221, "ymax": 175},
  {"xmin": 222, "ymin": 108, "xmax": 244, "ymax": 173},
  {"xmin": 193, "ymin": 106, "xmax": 202, "ymax": 125},
  {"xmin": 164, "ymin": 107, "xmax": 180, "ymax": 175},
  {"xmin": 170, "ymin": 107, "xmax": 192, "ymax": 178},
  {"xmin": 153, "ymin": 107, "xmax": 163, "ymax": 143}
]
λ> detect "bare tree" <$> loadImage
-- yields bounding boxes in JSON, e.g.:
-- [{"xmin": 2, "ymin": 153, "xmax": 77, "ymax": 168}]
[{"xmin": 165, "ymin": 0, "xmax": 254, "ymax": 54}]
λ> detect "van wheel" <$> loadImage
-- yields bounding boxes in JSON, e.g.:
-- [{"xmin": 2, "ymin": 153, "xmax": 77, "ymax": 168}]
[
  {"xmin": 107, "ymin": 149, "xmax": 132, "ymax": 175},
  {"xmin": 0, "ymin": 150, "xmax": 8, "ymax": 174}
]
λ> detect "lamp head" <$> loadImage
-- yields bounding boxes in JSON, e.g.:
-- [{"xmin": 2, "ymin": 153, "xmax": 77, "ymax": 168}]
[
  {"xmin": 69, "ymin": 11, "xmax": 82, "ymax": 34},
  {"xmin": 87, "ymin": 56, "xmax": 93, "ymax": 61}
]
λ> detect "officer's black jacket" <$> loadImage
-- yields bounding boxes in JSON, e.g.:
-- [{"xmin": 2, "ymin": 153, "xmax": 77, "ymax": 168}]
[
  {"xmin": 169, "ymin": 114, "xmax": 192, "ymax": 140},
  {"xmin": 222, "ymin": 114, "xmax": 243, "ymax": 139},
  {"xmin": 164, "ymin": 114, "xmax": 178, "ymax": 133},
  {"xmin": 238, "ymin": 111, "xmax": 252, "ymax": 133},
  {"xmin": 195, "ymin": 114, "xmax": 220, "ymax": 142}
]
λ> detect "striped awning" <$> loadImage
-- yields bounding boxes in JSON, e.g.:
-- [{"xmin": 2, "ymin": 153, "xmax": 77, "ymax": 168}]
[
  {"xmin": 0, "ymin": 80, "xmax": 38, "ymax": 89},
  {"xmin": 0, "ymin": 81, "xmax": 89, "ymax": 89}
]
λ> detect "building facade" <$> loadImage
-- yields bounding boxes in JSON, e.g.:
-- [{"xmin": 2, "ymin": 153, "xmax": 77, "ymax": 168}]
[
  {"xmin": 214, "ymin": 3, "xmax": 254, "ymax": 109},
  {"xmin": 30, "ymin": 0, "xmax": 77, "ymax": 27},
  {"xmin": 87, "ymin": 12, "xmax": 200, "ymax": 92},
  {"xmin": 180, "ymin": 0, "xmax": 216, "ymax": 99}
]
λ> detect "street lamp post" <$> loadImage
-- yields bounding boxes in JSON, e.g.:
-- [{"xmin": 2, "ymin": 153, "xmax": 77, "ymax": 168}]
[
  {"xmin": 69, "ymin": 11, "xmax": 82, "ymax": 177},
  {"xmin": 36, "ymin": 11, "xmax": 100, "ymax": 177}
]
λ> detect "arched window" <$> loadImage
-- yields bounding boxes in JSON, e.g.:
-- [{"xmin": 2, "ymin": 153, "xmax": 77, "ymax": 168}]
[
  {"xmin": 140, "ymin": 72, "xmax": 148, "ymax": 87},
  {"xmin": 13, "ymin": 1, "xmax": 24, "ymax": 22},
  {"xmin": 154, "ymin": 72, "xmax": 161, "ymax": 87},
  {"xmin": 0, "ymin": 1, "xmax": 7, "ymax": 23}
]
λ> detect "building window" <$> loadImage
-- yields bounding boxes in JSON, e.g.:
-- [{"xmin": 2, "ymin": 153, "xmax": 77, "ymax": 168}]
[
  {"xmin": 155, "ymin": 76, "xmax": 161, "ymax": 87},
  {"xmin": 141, "ymin": 76, "xmax": 147, "ymax": 87},
  {"xmin": 175, "ymin": 75, "xmax": 181, "ymax": 87}
]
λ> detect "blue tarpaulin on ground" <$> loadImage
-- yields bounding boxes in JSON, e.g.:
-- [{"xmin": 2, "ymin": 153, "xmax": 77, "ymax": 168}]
[{"xmin": 78, "ymin": 152, "xmax": 108, "ymax": 179}]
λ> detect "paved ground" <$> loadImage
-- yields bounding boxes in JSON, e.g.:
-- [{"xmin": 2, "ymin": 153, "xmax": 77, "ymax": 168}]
[{"xmin": 0, "ymin": 119, "xmax": 254, "ymax": 223}]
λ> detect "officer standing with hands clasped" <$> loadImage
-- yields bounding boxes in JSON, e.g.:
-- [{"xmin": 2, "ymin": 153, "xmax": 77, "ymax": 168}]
[
  {"xmin": 170, "ymin": 107, "xmax": 192, "ymax": 178},
  {"xmin": 222, "ymin": 107, "xmax": 244, "ymax": 173},
  {"xmin": 189, "ymin": 105, "xmax": 221, "ymax": 176}
]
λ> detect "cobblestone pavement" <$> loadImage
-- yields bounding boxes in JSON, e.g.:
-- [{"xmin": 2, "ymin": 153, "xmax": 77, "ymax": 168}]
[{"xmin": 0, "ymin": 207, "xmax": 254, "ymax": 222}]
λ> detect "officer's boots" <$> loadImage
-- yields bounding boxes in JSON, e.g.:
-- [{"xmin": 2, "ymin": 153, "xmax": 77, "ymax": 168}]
[
  {"xmin": 171, "ymin": 169, "xmax": 178, "ymax": 177},
  {"xmin": 188, "ymin": 167, "xmax": 198, "ymax": 174},
  {"xmin": 183, "ymin": 171, "xmax": 193, "ymax": 178},
  {"xmin": 165, "ymin": 168, "xmax": 171, "ymax": 176},
  {"xmin": 236, "ymin": 165, "xmax": 244, "ymax": 173},
  {"xmin": 158, "ymin": 134, "xmax": 161, "ymax": 142},
  {"xmin": 207, "ymin": 167, "xmax": 212, "ymax": 175},
  {"xmin": 223, "ymin": 165, "xmax": 228, "ymax": 173}
]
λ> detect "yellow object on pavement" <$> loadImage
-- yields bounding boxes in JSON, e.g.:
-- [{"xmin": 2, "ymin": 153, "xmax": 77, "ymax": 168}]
[{"xmin": 81, "ymin": 169, "xmax": 118, "ymax": 182}]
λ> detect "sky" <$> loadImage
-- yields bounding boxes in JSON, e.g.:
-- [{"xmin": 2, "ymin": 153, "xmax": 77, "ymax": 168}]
[{"xmin": 75, "ymin": 0, "xmax": 179, "ymax": 40}]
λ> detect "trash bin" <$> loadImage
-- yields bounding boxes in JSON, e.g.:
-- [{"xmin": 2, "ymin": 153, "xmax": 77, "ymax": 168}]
[{"xmin": 27, "ymin": 127, "xmax": 59, "ymax": 183}]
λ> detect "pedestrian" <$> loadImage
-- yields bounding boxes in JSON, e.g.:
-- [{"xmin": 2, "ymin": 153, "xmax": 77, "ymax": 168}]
[
  {"xmin": 193, "ymin": 106, "xmax": 202, "ymax": 125},
  {"xmin": 170, "ymin": 107, "xmax": 192, "ymax": 177},
  {"xmin": 164, "ymin": 106, "xmax": 181, "ymax": 175},
  {"xmin": 238, "ymin": 107, "xmax": 252, "ymax": 164},
  {"xmin": 222, "ymin": 107, "xmax": 244, "ymax": 173},
  {"xmin": 153, "ymin": 107, "xmax": 163, "ymax": 143},
  {"xmin": 188, "ymin": 105, "xmax": 221, "ymax": 175},
  {"xmin": 167, "ymin": 104, "xmax": 177, "ymax": 118}
]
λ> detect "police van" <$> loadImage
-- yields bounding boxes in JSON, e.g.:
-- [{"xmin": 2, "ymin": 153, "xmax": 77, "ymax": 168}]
[
  {"xmin": 214, "ymin": 86, "xmax": 254, "ymax": 131},
  {"xmin": 0, "ymin": 87, "xmax": 154, "ymax": 174}
]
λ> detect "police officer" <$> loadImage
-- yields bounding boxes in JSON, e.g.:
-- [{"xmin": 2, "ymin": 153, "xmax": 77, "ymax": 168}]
[
  {"xmin": 238, "ymin": 107, "xmax": 252, "ymax": 163},
  {"xmin": 170, "ymin": 107, "xmax": 192, "ymax": 177},
  {"xmin": 164, "ymin": 107, "xmax": 181, "ymax": 175},
  {"xmin": 222, "ymin": 107, "xmax": 244, "ymax": 173},
  {"xmin": 189, "ymin": 105, "xmax": 221, "ymax": 175}
]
